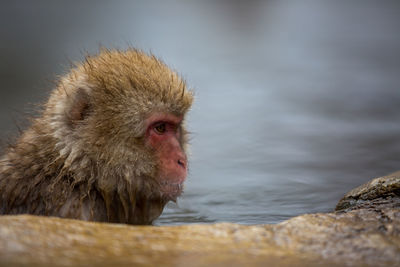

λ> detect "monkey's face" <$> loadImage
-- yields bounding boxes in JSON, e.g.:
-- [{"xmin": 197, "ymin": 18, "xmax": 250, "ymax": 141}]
[{"xmin": 144, "ymin": 112, "xmax": 187, "ymax": 201}]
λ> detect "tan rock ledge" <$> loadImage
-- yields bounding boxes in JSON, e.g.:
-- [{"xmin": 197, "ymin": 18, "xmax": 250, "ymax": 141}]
[{"xmin": 0, "ymin": 173, "xmax": 399, "ymax": 267}]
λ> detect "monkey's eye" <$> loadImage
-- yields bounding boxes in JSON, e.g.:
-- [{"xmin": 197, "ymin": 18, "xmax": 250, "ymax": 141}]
[{"xmin": 154, "ymin": 123, "xmax": 167, "ymax": 134}]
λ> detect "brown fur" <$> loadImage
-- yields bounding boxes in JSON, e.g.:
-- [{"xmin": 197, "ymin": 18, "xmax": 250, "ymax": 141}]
[{"xmin": 0, "ymin": 48, "xmax": 194, "ymax": 225}]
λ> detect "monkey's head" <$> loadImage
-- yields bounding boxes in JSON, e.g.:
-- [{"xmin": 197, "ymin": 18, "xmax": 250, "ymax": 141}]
[{"xmin": 42, "ymin": 49, "xmax": 193, "ymax": 223}]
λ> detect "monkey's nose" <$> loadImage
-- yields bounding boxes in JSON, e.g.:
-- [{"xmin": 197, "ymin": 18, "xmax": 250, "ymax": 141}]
[{"xmin": 177, "ymin": 159, "xmax": 186, "ymax": 169}]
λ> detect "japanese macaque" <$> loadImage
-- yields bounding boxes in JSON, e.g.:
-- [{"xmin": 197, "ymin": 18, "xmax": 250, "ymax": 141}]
[{"xmin": 0, "ymin": 48, "xmax": 194, "ymax": 225}]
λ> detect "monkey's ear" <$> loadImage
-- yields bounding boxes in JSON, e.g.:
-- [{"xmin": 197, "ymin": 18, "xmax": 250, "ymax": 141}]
[{"xmin": 66, "ymin": 88, "xmax": 91, "ymax": 127}]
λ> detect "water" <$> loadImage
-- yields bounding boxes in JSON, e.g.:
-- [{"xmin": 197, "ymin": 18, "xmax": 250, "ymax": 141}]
[{"xmin": 0, "ymin": 1, "xmax": 399, "ymax": 225}]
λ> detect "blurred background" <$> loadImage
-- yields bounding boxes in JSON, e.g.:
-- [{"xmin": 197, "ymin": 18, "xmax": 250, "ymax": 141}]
[{"xmin": 0, "ymin": 0, "xmax": 399, "ymax": 225}]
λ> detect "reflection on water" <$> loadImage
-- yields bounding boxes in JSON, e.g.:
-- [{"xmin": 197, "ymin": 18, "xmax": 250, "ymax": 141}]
[{"xmin": 0, "ymin": 1, "xmax": 399, "ymax": 225}]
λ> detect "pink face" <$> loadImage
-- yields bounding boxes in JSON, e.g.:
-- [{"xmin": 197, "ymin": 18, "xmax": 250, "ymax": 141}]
[{"xmin": 145, "ymin": 113, "xmax": 187, "ymax": 201}]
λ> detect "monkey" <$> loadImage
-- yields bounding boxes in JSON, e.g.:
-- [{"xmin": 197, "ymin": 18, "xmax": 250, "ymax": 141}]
[{"xmin": 0, "ymin": 48, "xmax": 194, "ymax": 225}]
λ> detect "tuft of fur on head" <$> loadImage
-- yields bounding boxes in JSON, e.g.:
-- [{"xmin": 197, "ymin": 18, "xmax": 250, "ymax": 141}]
[{"xmin": 0, "ymin": 48, "xmax": 194, "ymax": 224}]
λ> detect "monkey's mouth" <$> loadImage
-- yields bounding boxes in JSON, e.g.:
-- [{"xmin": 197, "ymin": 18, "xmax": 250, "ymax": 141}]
[{"xmin": 159, "ymin": 181, "xmax": 184, "ymax": 201}]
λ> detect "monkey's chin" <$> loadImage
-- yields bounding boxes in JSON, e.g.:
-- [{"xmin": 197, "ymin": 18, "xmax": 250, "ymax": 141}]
[{"xmin": 159, "ymin": 181, "xmax": 184, "ymax": 202}]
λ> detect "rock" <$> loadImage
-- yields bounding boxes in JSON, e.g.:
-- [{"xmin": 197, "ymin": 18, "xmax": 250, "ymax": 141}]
[
  {"xmin": 0, "ymin": 216, "xmax": 335, "ymax": 267},
  {"xmin": 336, "ymin": 171, "xmax": 400, "ymax": 211},
  {"xmin": 0, "ymin": 172, "xmax": 399, "ymax": 267}
]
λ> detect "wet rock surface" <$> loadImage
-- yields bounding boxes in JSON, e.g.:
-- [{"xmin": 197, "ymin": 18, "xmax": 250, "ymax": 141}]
[{"xmin": 0, "ymin": 173, "xmax": 399, "ymax": 267}]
